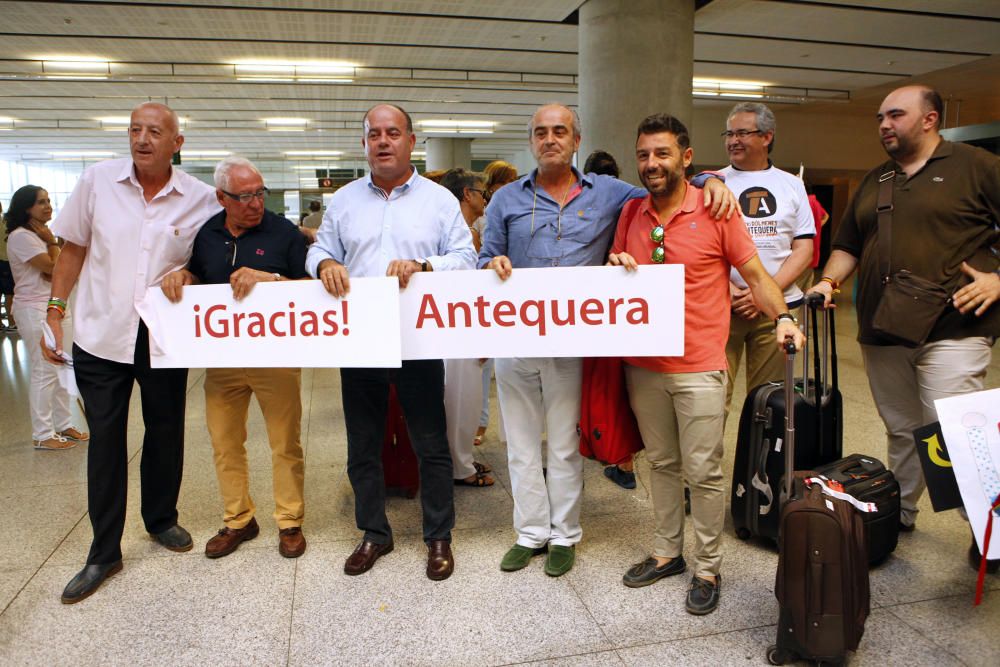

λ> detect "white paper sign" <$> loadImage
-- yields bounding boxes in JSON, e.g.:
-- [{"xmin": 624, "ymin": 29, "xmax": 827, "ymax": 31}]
[
  {"xmin": 935, "ymin": 388, "xmax": 1000, "ymax": 556},
  {"xmin": 398, "ymin": 265, "xmax": 684, "ymax": 360},
  {"xmin": 142, "ymin": 278, "xmax": 401, "ymax": 368}
]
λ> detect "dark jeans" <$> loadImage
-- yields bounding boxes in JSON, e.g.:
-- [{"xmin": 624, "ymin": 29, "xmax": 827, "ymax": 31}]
[
  {"xmin": 73, "ymin": 322, "xmax": 189, "ymax": 565},
  {"xmin": 340, "ymin": 359, "xmax": 454, "ymax": 545}
]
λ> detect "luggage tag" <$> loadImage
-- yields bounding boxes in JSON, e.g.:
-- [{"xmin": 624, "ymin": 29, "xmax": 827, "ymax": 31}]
[{"xmin": 805, "ymin": 477, "xmax": 876, "ymax": 513}]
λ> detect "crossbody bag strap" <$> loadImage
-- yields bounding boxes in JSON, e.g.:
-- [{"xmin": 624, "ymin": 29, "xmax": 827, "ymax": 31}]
[{"xmin": 876, "ymin": 170, "xmax": 896, "ymax": 280}]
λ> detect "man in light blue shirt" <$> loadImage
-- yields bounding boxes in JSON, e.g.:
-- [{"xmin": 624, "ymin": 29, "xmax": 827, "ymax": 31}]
[
  {"xmin": 308, "ymin": 103, "xmax": 476, "ymax": 582},
  {"xmin": 479, "ymin": 103, "xmax": 737, "ymax": 577}
]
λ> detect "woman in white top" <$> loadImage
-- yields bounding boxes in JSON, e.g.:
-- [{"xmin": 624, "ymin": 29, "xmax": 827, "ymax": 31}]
[{"xmin": 4, "ymin": 185, "xmax": 88, "ymax": 450}]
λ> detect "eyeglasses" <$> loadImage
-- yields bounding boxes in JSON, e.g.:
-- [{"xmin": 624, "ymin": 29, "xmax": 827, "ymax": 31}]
[
  {"xmin": 468, "ymin": 188, "xmax": 487, "ymax": 199},
  {"xmin": 721, "ymin": 129, "xmax": 764, "ymax": 139},
  {"xmin": 224, "ymin": 239, "xmax": 237, "ymax": 267},
  {"xmin": 650, "ymin": 225, "xmax": 665, "ymax": 263},
  {"xmin": 221, "ymin": 187, "xmax": 269, "ymax": 204}
]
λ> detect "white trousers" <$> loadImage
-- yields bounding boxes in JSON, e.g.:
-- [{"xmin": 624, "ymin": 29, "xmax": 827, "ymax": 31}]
[
  {"xmin": 12, "ymin": 302, "xmax": 73, "ymax": 441},
  {"xmin": 861, "ymin": 337, "xmax": 994, "ymax": 526},
  {"xmin": 495, "ymin": 356, "xmax": 583, "ymax": 547},
  {"xmin": 444, "ymin": 357, "xmax": 484, "ymax": 479}
]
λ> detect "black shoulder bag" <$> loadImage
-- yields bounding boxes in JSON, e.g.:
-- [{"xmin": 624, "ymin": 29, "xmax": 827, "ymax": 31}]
[{"xmin": 870, "ymin": 170, "xmax": 951, "ymax": 346}]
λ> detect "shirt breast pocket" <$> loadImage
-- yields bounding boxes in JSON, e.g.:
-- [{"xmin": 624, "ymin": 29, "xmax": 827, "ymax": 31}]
[
  {"xmin": 559, "ymin": 206, "xmax": 601, "ymax": 244},
  {"xmin": 161, "ymin": 225, "xmax": 199, "ymax": 267}
]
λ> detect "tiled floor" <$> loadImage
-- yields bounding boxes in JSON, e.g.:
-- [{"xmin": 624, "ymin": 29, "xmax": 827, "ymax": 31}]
[{"xmin": 0, "ymin": 307, "xmax": 997, "ymax": 666}]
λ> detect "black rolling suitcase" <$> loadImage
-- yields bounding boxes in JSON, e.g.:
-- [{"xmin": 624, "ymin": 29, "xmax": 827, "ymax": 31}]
[
  {"xmin": 731, "ymin": 294, "xmax": 843, "ymax": 542},
  {"xmin": 767, "ymin": 342, "xmax": 871, "ymax": 667},
  {"xmin": 813, "ymin": 454, "xmax": 901, "ymax": 565}
]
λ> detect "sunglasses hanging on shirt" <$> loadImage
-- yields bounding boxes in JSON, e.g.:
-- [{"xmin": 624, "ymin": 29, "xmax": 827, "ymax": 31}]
[{"xmin": 650, "ymin": 225, "xmax": 665, "ymax": 264}]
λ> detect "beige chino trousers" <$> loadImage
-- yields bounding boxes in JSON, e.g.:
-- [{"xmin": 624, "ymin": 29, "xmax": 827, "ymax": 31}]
[{"xmin": 204, "ymin": 367, "xmax": 305, "ymax": 530}]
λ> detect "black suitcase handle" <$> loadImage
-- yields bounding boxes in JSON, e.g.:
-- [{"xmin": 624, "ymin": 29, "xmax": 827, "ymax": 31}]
[{"xmin": 782, "ymin": 338, "xmax": 796, "ymax": 503}]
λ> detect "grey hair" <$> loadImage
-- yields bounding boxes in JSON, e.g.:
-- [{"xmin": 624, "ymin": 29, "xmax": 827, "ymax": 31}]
[
  {"xmin": 727, "ymin": 102, "xmax": 776, "ymax": 135},
  {"xmin": 528, "ymin": 103, "xmax": 582, "ymax": 139},
  {"xmin": 214, "ymin": 156, "xmax": 262, "ymax": 191}
]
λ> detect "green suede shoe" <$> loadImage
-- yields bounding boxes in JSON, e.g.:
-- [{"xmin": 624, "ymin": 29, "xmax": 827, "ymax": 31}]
[
  {"xmin": 500, "ymin": 544, "xmax": 547, "ymax": 572},
  {"xmin": 544, "ymin": 544, "xmax": 576, "ymax": 577}
]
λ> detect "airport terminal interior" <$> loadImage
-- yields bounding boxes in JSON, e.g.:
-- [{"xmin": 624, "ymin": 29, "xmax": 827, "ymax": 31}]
[{"xmin": 1, "ymin": 1, "xmax": 999, "ymax": 665}]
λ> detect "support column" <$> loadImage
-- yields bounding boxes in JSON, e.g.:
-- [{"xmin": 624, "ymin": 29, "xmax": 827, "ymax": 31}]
[
  {"xmin": 425, "ymin": 137, "xmax": 472, "ymax": 172},
  {"xmin": 578, "ymin": 0, "xmax": 693, "ymax": 185}
]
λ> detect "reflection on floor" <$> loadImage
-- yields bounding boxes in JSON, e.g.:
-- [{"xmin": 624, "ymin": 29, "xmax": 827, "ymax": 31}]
[{"xmin": 0, "ymin": 307, "xmax": 997, "ymax": 666}]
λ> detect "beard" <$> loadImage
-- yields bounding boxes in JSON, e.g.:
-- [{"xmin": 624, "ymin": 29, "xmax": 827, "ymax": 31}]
[
  {"xmin": 640, "ymin": 164, "xmax": 684, "ymax": 197},
  {"xmin": 882, "ymin": 127, "xmax": 918, "ymax": 160}
]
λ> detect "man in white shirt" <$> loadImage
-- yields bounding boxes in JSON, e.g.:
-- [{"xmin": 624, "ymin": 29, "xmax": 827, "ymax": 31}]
[
  {"xmin": 308, "ymin": 104, "xmax": 476, "ymax": 581},
  {"xmin": 720, "ymin": 103, "xmax": 813, "ymax": 413},
  {"xmin": 45, "ymin": 102, "xmax": 221, "ymax": 603}
]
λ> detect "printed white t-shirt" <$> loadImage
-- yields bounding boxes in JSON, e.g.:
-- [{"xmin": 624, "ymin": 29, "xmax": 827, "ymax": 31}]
[{"xmin": 721, "ymin": 164, "xmax": 814, "ymax": 305}]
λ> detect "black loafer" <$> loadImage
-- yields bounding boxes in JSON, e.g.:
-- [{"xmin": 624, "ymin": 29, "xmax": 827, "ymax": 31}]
[
  {"xmin": 61, "ymin": 561, "xmax": 123, "ymax": 604},
  {"xmin": 151, "ymin": 524, "xmax": 193, "ymax": 552},
  {"xmin": 968, "ymin": 538, "xmax": 1000, "ymax": 574},
  {"xmin": 622, "ymin": 555, "xmax": 686, "ymax": 588},
  {"xmin": 685, "ymin": 574, "xmax": 721, "ymax": 615}
]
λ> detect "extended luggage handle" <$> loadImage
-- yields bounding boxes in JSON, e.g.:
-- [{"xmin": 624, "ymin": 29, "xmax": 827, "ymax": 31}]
[
  {"xmin": 782, "ymin": 337, "xmax": 797, "ymax": 504},
  {"xmin": 801, "ymin": 292, "xmax": 838, "ymax": 406}
]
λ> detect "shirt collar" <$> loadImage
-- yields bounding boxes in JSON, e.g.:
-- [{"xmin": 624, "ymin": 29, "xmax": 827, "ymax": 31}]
[
  {"xmin": 365, "ymin": 166, "xmax": 418, "ymax": 198},
  {"xmin": 523, "ymin": 166, "xmax": 592, "ymax": 190},
  {"xmin": 728, "ymin": 159, "xmax": 774, "ymax": 172},
  {"xmin": 209, "ymin": 209, "xmax": 276, "ymax": 239},
  {"xmin": 638, "ymin": 181, "xmax": 696, "ymax": 220},
  {"xmin": 118, "ymin": 159, "xmax": 185, "ymax": 196}
]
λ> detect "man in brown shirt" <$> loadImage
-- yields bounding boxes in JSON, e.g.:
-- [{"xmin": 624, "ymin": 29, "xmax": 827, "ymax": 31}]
[{"xmin": 810, "ymin": 85, "xmax": 1000, "ymax": 570}]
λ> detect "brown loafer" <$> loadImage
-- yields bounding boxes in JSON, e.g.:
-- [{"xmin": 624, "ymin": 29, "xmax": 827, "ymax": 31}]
[
  {"xmin": 278, "ymin": 527, "xmax": 306, "ymax": 558},
  {"xmin": 426, "ymin": 539, "xmax": 454, "ymax": 581},
  {"xmin": 205, "ymin": 517, "xmax": 259, "ymax": 559},
  {"xmin": 344, "ymin": 539, "xmax": 394, "ymax": 575}
]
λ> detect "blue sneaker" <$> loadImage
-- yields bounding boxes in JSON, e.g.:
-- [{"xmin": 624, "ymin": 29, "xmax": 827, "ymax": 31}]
[{"xmin": 604, "ymin": 465, "xmax": 636, "ymax": 490}]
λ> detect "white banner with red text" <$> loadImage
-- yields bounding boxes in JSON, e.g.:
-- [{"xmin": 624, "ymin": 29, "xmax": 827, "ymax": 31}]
[
  {"xmin": 141, "ymin": 278, "xmax": 402, "ymax": 368},
  {"xmin": 399, "ymin": 265, "xmax": 683, "ymax": 359},
  {"xmin": 141, "ymin": 265, "xmax": 685, "ymax": 367}
]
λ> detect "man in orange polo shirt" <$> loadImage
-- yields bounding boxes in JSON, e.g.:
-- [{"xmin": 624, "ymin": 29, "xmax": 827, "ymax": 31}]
[{"xmin": 608, "ymin": 113, "xmax": 804, "ymax": 615}]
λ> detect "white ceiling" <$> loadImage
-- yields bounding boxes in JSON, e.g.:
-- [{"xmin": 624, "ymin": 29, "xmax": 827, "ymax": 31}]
[{"xmin": 0, "ymin": 0, "xmax": 997, "ymax": 163}]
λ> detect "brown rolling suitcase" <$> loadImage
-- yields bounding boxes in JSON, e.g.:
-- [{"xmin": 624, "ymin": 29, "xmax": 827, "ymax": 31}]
[{"xmin": 767, "ymin": 342, "xmax": 870, "ymax": 666}]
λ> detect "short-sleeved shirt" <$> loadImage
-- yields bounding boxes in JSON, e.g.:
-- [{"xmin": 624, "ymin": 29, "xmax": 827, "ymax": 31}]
[
  {"xmin": 478, "ymin": 168, "xmax": 645, "ymax": 269},
  {"xmin": 51, "ymin": 157, "xmax": 221, "ymax": 363},
  {"xmin": 6, "ymin": 227, "xmax": 51, "ymax": 305},
  {"xmin": 833, "ymin": 140, "xmax": 1000, "ymax": 345},
  {"xmin": 720, "ymin": 164, "xmax": 814, "ymax": 305},
  {"xmin": 188, "ymin": 209, "xmax": 308, "ymax": 285},
  {"xmin": 611, "ymin": 183, "xmax": 758, "ymax": 374}
]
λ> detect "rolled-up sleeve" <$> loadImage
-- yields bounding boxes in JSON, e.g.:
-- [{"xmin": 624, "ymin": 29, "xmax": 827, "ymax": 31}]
[
  {"xmin": 306, "ymin": 202, "xmax": 345, "ymax": 277},
  {"xmin": 429, "ymin": 203, "xmax": 476, "ymax": 271},
  {"xmin": 477, "ymin": 197, "xmax": 508, "ymax": 269}
]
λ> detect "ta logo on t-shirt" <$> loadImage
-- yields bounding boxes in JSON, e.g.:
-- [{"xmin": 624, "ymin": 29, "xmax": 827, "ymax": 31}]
[{"xmin": 739, "ymin": 187, "xmax": 777, "ymax": 218}]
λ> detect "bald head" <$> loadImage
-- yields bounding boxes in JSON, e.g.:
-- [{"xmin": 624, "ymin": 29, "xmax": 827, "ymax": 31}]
[
  {"xmin": 882, "ymin": 85, "xmax": 943, "ymax": 129},
  {"xmin": 131, "ymin": 102, "xmax": 180, "ymax": 135},
  {"xmin": 129, "ymin": 102, "xmax": 184, "ymax": 175},
  {"xmin": 529, "ymin": 103, "xmax": 581, "ymax": 139},
  {"xmin": 363, "ymin": 104, "xmax": 413, "ymax": 135},
  {"xmin": 877, "ymin": 85, "xmax": 943, "ymax": 161}
]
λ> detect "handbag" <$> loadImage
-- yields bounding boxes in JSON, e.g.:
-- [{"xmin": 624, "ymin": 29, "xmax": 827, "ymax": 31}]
[{"xmin": 870, "ymin": 170, "xmax": 950, "ymax": 346}]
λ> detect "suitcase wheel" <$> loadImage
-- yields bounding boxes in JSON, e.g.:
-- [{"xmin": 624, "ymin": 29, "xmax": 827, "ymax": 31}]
[
  {"xmin": 766, "ymin": 646, "xmax": 789, "ymax": 665},
  {"xmin": 735, "ymin": 527, "xmax": 751, "ymax": 540}
]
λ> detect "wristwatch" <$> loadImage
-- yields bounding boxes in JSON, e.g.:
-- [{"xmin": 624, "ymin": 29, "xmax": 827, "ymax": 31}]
[
  {"xmin": 774, "ymin": 312, "xmax": 797, "ymax": 326},
  {"xmin": 415, "ymin": 259, "xmax": 429, "ymax": 272},
  {"xmin": 272, "ymin": 273, "xmax": 281, "ymax": 281}
]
